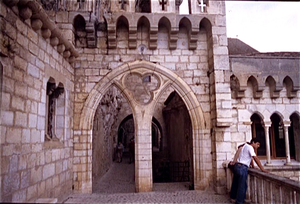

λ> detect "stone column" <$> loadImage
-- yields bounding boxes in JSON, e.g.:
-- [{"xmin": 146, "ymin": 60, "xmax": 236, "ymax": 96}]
[
  {"xmin": 264, "ymin": 122, "xmax": 272, "ymax": 165},
  {"xmin": 134, "ymin": 107, "xmax": 153, "ymax": 192},
  {"xmin": 283, "ymin": 121, "xmax": 292, "ymax": 165}
]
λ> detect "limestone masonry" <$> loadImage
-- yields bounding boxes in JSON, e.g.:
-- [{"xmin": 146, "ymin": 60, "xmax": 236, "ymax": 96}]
[{"xmin": 0, "ymin": 0, "xmax": 299, "ymax": 202}]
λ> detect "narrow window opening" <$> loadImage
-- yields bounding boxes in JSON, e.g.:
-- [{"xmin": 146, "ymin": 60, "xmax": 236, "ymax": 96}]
[{"xmin": 46, "ymin": 80, "xmax": 64, "ymax": 141}]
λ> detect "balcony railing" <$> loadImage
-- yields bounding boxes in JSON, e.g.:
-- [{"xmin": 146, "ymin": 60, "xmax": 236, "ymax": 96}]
[
  {"xmin": 223, "ymin": 162, "xmax": 300, "ymax": 204},
  {"xmin": 246, "ymin": 168, "xmax": 300, "ymax": 204}
]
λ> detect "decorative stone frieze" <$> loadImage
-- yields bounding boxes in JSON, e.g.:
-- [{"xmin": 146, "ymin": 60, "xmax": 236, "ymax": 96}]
[
  {"xmin": 128, "ymin": 26, "xmax": 137, "ymax": 49},
  {"xmin": 106, "ymin": 13, "xmax": 213, "ymax": 51},
  {"xmin": 41, "ymin": 28, "xmax": 51, "ymax": 39},
  {"xmin": 149, "ymin": 28, "xmax": 158, "ymax": 50},
  {"xmin": 19, "ymin": 7, "xmax": 32, "ymax": 20},
  {"xmin": 2, "ymin": 0, "xmax": 79, "ymax": 61},
  {"xmin": 31, "ymin": 18, "xmax": 43, "ymax": 31},
  {"xmin": 50, "ymin": 37, "xmax": 59, "ymax": 46}
]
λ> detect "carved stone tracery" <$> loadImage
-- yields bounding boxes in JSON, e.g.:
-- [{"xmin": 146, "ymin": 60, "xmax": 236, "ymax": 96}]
[{"xmin": 123, "ymin": 72, "xmax": 160, "ymax": 105}]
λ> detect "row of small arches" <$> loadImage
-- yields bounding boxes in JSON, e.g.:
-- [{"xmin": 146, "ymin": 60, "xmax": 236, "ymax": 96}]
[
  {"xmin": 74, "ymin": 14, "xmax": 212, "ymax": 33},
  {"xmin": 250, "ymin": 112, "xmax": 299, "ymax": 159},
  {"xmin": 230, "ymin": 75, "xmax": 299, "ymax": 99}
]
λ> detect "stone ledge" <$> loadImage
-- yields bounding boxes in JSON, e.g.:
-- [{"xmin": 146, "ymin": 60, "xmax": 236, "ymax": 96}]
[{"xmin": 35, "ymin": 198, "xmax": 57, "ymax": 203}]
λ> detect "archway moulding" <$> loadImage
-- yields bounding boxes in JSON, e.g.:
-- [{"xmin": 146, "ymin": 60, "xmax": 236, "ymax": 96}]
[
  {"xmin": 79, "ymin": 60, "xmax": 206, "ymax": 132},
  {"xmin": 76, "ymin": 60, "xmax": 208, "ymax": 191}
]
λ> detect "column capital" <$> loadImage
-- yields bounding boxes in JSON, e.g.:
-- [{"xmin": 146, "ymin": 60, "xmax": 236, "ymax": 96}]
[
  {"xmin": 283, "ymin": 121, "xmax": 291, "ymax": 127},
  {"xmin": 264, "ymin": 121, "xmax": 272, "ymax": 127}
]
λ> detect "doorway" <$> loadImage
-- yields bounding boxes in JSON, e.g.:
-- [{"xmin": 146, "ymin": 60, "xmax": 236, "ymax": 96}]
[{"xmin": 152, "ymin": 91, "xmax": 193, "ymax": 185}]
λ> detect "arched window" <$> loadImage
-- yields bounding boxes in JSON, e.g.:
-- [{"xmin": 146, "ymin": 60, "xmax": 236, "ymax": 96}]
[
  {"xmin": 116, "ymin": 16, "xmax": 129, "ymax": 49},
  {"xmin": 179, "ymin": 0, "xmax": 190, "ymax": 14},
  {"xmin": 137, "ymin": 16, "xmax": 150, "ymax": 48},
  {"xmin": 46, "ymin": 78, "xmax": 64, "ymax": 141},
  {"xmin": 289, "ymin": 113, "xmax": 299, "ymax": 161},
  {"xmin": 135, "ymin": 0, "xmax": 151, "ymax": 13},
  {"xmin": 270, "ymin": 113, "xmax": 286, "ymax": 158},
  {"xmin": 251, "ymin": 113, "xmax": 266, "ymax": 157},
  {"xmin": 74, "ymin": 15, "xmax": 86, "ymax": 47}
]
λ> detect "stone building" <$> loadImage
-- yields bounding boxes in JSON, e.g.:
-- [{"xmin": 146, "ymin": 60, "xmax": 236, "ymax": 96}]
[{"xmin": 0, "ymin": 0, "xmax": 299, "ymax": 202}]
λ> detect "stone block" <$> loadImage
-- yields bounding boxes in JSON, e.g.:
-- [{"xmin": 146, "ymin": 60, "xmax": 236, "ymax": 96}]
[
  {"xmin": 6, "ymin": 21, "xmax": 17, "ymax": 39},
  {"xmin": 17, "ymin": 33, "xmax": 29, "ymax": 49},
  {"xmin": 53, "ymin": 175, "xmax": 60, "ymax": 187},
  {"xmin": 12, "ymin": 189, "xmax": 26, "ymax": 202},
  {"xmin": 32, "ymin": 144, "xmax": 42, "ymax": 153},
  {"xmin": 14, "ymin": 55, "xmax": 28, "ymax": 71},
  {"xmin": 52, "ymin": 149, "xmax": 61, "ymax": 161},
  {"xmin": 36, "ymin": 58, "xmax": 45, "ymax": 71},
  {"xmin": 213, "ymin": 46, "xmax": 228, "ymax": 55},
  {"xmin": 1, "ymin": 111, "xmax": 14, "ymax": 126},
  {"xmin": 43, "ymin": 163, "xmax": 55, "ymax": 180},
  {"xmin": 6, "ymin": 127, "xmax": 22, "ymax": 143},
  {"xmin": 38, "ymin": 181, "xmax": 46, "ymax": 197},
  {"xmin": 28, "ymin": 113, "xmax": 37, "ymax": 128},
  {"xmin": 3, "ymin": 172, "xmax": 20, "ymax": 194},
  {"xmin": 37, "ymin": 116, "xmax": 45, "ymax": 130},
  {"xmin": 28, "ymin": 87, "xmax": 40, "ymax": 101},
  {"xmin": 19, "ymin": 154, "xmax": 27, "ymax": 170},
  {"xmin": 28, "ymin": 28, "xmax": 38, "ymax": 44},
  {"xmin": 149, "ymin": 55, "xmax": 164, "ymax": 63},
  {"xmin": 14, "ymin": 81, "xmax": 27, "ymax": 96},
  {"xmin": 165, "ymin": 55, "xmax": 179, "ymax": 62},
  {"xmin": 20, "ymin": 170, "xmax": 30, "ymax": 189},
  {"xmin": 27, "ymin": 63, "xmax": 40, "ymax": 78},
  {"xmin": 12, "ymin": 96, "xmax": 25, "ymax": 111},
  {"xmin": 27, "ymin": 184, "xmax": 37, "ymax": 201},
  {"xmin": 15, "ymin": 111, "xmax": 27, "ymax": 127},
  {"xmin": 189, "ymin": 55, "xmax": 200, "ymax": 63},
  {"xmin": 31, "ymin": 129, "xmax": 41, "ymax": 143}
]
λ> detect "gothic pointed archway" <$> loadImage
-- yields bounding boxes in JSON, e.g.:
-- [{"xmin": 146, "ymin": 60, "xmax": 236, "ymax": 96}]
[{"xmin": 75, "ymin": 60, "xmax": 206, "ymax": 193}]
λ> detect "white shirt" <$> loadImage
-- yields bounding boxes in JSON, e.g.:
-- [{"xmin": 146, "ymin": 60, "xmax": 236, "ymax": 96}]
[{"xmin": 237, "ymin": 143, "xmax": 256, "ymax": 167}]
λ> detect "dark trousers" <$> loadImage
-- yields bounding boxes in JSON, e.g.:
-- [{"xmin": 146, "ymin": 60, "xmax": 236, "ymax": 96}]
[{"xmin": 230, "ymin": 163, "xmax": 248, "ymax": 204}]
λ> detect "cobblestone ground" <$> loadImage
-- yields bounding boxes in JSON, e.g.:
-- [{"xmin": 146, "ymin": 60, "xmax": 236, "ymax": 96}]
[{"xmin": 64, "ymin": 155, "xmax": 231, "ymax": 203}]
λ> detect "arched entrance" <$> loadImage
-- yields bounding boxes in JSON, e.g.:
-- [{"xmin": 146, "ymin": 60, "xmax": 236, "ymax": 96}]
[{"xmin": 76, "ymin": 60, "xmax": 206, "ymax": 193}]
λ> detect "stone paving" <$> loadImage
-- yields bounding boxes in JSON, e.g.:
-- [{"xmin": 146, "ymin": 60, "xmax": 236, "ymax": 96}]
[{"xmin": 63, "ymin": 155, "xmax": 232, "ymax": 204}]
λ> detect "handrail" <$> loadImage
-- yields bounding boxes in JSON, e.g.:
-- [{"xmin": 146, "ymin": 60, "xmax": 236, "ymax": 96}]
[
  {"xmin": 247, "ymin": 168, "xmax": 300, "ymax": 204},
  {"xmin": 223, "ymin": 161, "xmax": 300, "ymax": 204},
  {"xmin": 248, "ymin": 168, "xmax": 300, "ymax": 191}
]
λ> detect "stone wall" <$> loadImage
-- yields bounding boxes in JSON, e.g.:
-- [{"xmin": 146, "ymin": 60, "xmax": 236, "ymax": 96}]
[
  {"xmin": 0, "ymin": 2, "xmax": 74, "ymax": 202},
  {"xmin": 69, "ymin": 0, "xmax": 230, "ymax": 193},
  {"xmin": 229, "ymin": 55, "xmax": 300, "ymax": 152},
  {"xmin": 92, "ymin": 87, "xmax": 122, "ymax": 191},
  {"xmin": 229, "ymin": 55, "xmax": 300, "ymax": 176}
]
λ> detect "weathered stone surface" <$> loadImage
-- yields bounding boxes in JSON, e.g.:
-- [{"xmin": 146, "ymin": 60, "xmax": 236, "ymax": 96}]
[{"xmin": 0, "ymin": 1, "xmax": 299, "ymax": 203}]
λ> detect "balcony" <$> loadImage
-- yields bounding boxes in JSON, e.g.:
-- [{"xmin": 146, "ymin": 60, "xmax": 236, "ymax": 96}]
[{"xmin": 224, "ymin": 162, "xmax": 300, "ymax": 204}]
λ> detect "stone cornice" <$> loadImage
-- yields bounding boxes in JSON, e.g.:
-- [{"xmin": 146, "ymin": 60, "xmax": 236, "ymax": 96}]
[{"xmin": 3, "ymin": 0, "xmax": 79, "ymax": 61}]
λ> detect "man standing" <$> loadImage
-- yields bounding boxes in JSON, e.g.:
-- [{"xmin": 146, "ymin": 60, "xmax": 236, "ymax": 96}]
[{"xmin": 230, "ymin": 138, "xmax": 269, "ymax": 204}]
